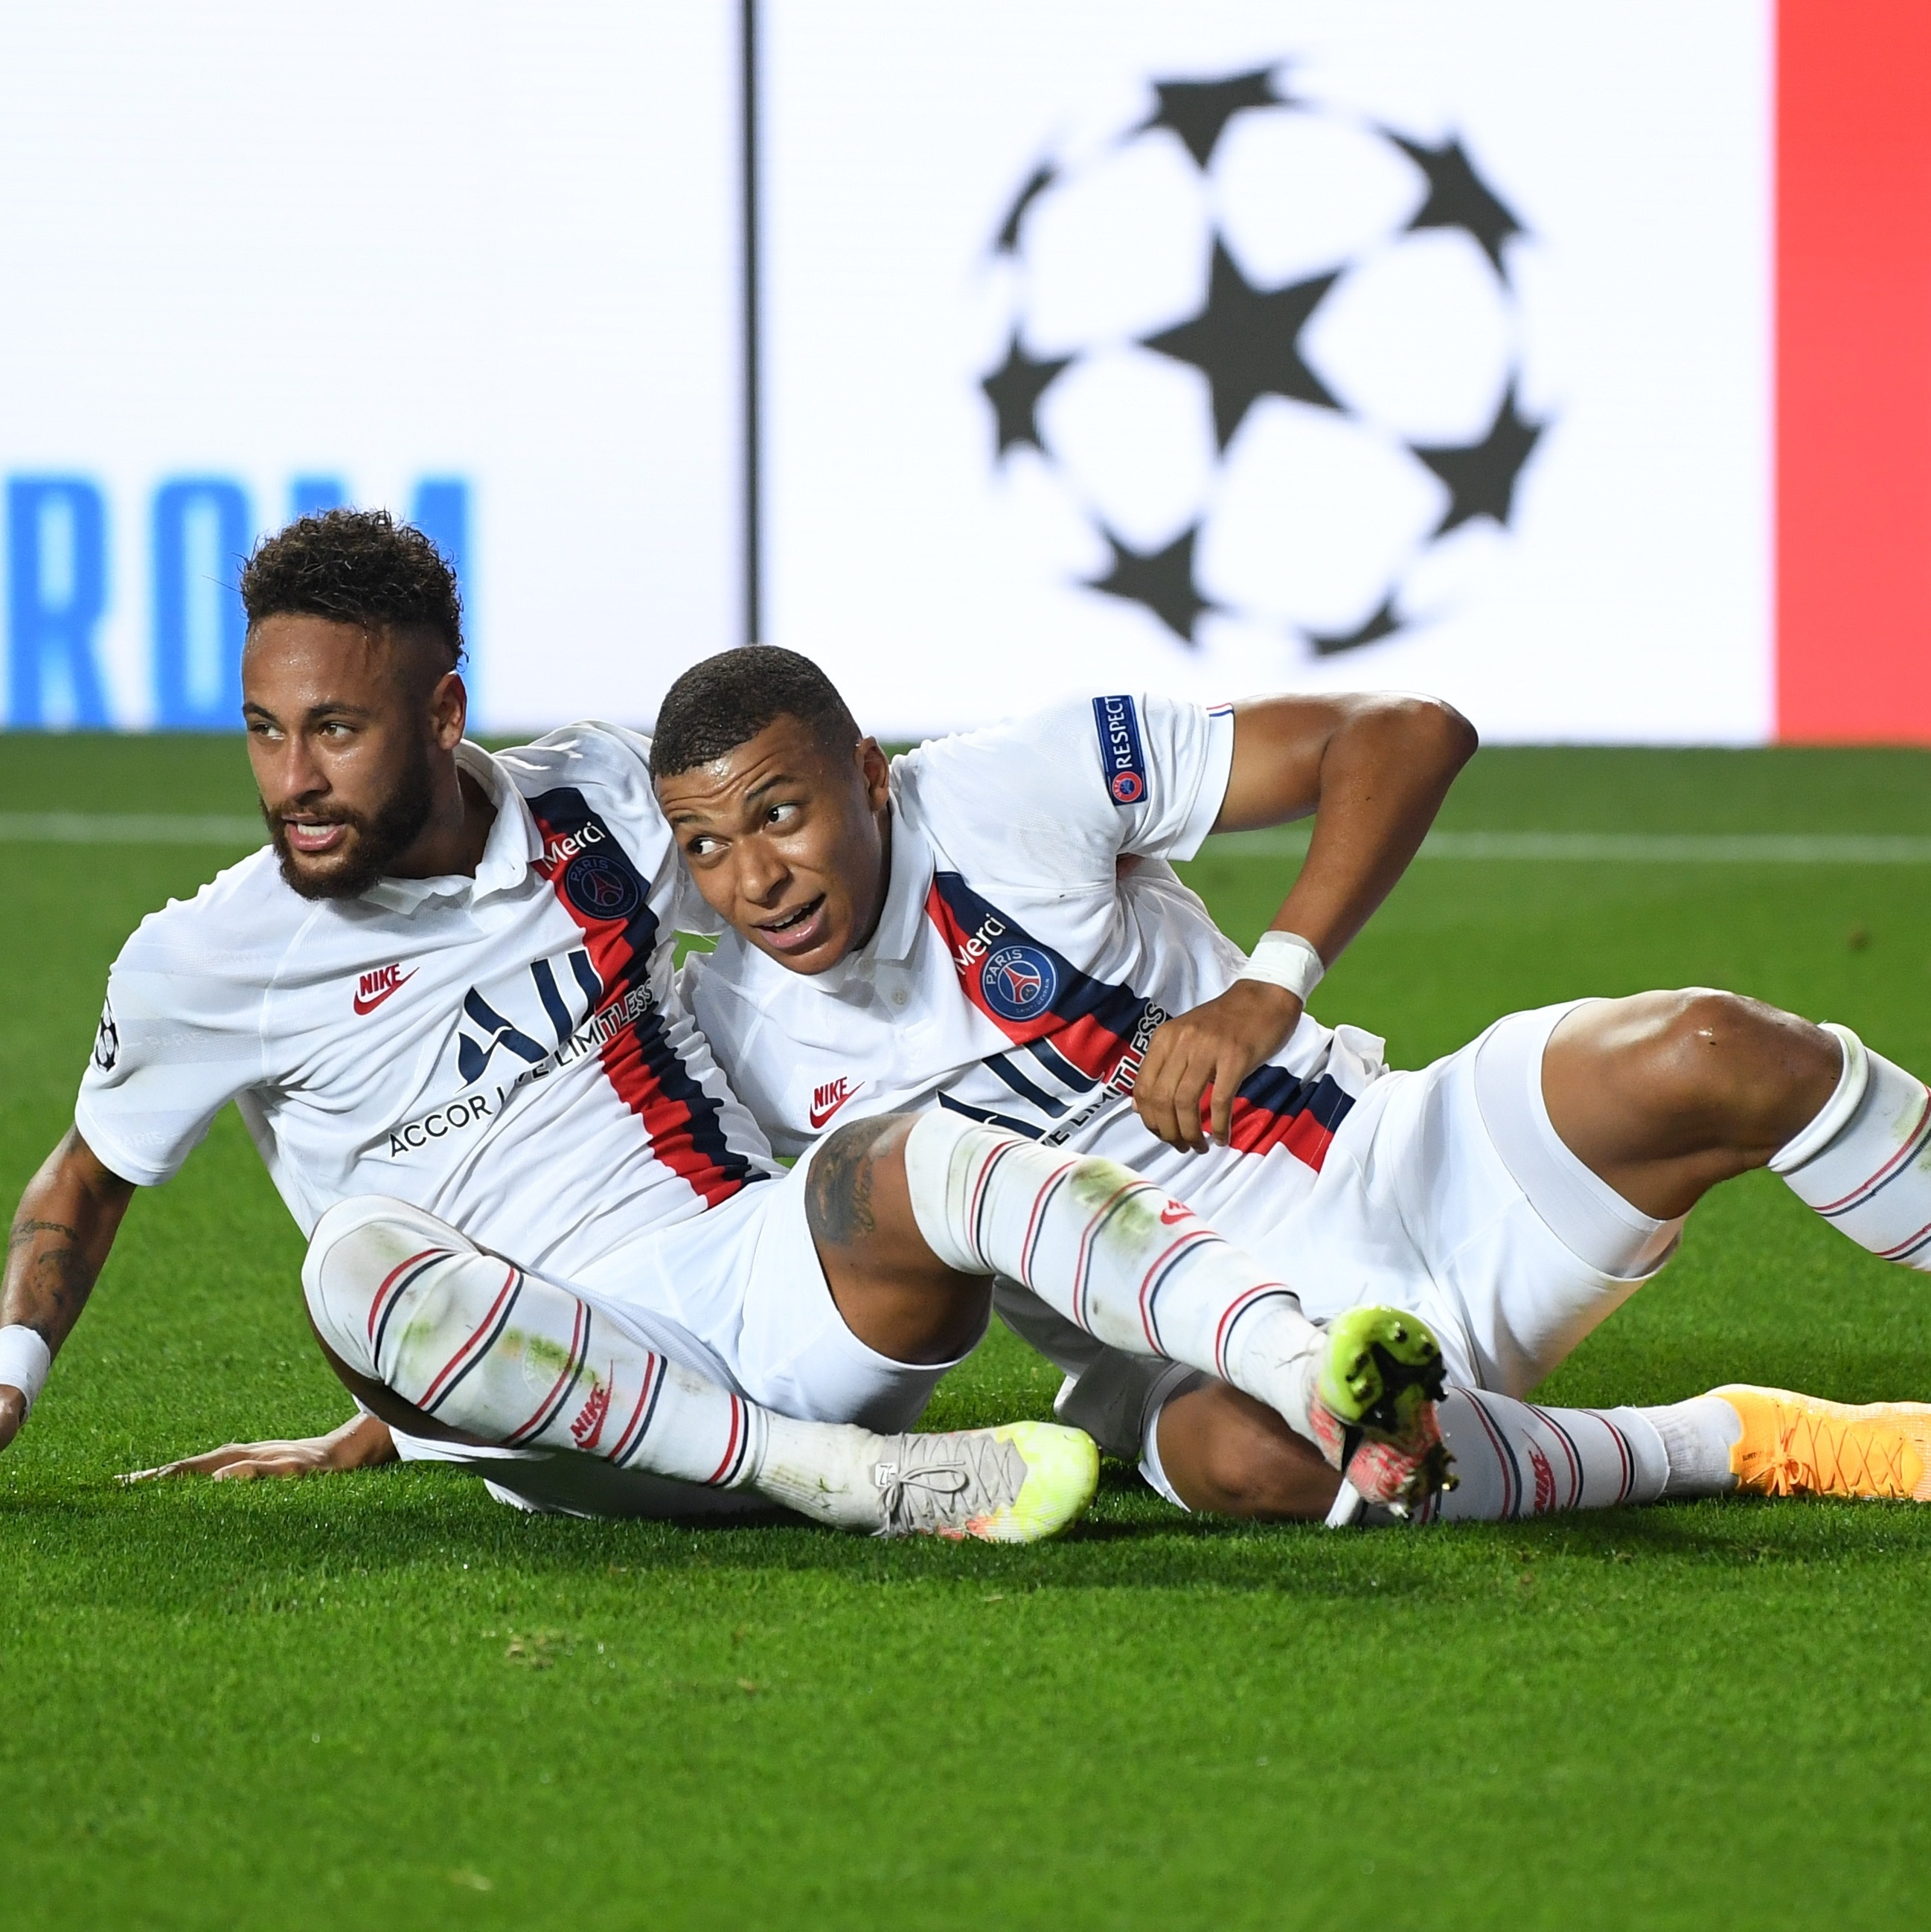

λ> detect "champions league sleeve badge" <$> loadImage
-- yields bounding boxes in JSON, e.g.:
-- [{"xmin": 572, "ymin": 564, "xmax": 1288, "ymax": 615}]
[
  {"xmin": 1093, "ymin": 695, "xmax": 1147, "ymax": 806},
  {"xmin": 92, "ymin": 996, "xmax": 118, "ymax": 1073}
]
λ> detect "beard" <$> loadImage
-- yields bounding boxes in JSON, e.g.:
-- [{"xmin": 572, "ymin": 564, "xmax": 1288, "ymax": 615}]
[{"xmin": 264, "ymin": 740, "xmax": 438, "ymax": 901}]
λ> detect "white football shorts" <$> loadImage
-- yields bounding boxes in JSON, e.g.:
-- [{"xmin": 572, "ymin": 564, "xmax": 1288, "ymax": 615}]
[{"xmin": 1005, "ymin": 998, "xmax": 1683, "ymax": 1481}]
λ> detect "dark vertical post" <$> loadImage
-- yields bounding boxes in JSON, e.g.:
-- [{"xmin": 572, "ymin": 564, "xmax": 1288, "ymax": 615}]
[{"xmin": 740, "ymin": 0, "xmax": 760, "ymax": 647}]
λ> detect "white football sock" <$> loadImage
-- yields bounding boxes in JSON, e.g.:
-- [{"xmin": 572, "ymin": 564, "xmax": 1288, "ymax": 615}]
[
  {"xmin": 303, "ymin": 1195, "xmax": 892, "ymax": 1531},
  {"xmin": 903, "ymin": 1111, "xmax": 1328, "ymax": 1445},
  {"xmin": 1415, "ymin": 1391, "xmax": 1669, "ymax": 1521},
  {"xmin": 1773, "ymin": 1026, "xmax": 1931, "ymax": 1265},
  {"xmin": 1397, "ymin": 1391, "xmax": 1738, "ymax": 1521}
]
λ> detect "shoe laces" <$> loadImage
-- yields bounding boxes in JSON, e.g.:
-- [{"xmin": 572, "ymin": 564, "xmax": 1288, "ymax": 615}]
[
  {"xmin": 1755, "ymin": 1406, "xmax": 1912, "ymax": 1498},
  {"xmin": 871, "ymin": 1432, "xmax": 1023, "ymax": 1538}
]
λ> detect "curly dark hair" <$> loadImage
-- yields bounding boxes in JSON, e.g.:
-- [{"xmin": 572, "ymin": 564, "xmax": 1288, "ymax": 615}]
[
  {"xmin": 240, "ymin": 507, "xmax": 464, "ymax": 670},
  {"xmin": 650, "ymin": 646, "xmax": 860, "ymax": 778}
]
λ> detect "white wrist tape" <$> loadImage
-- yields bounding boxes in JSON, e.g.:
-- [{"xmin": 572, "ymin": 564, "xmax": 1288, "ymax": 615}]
[
  {"xmin": 1237, "ymin": 930, "xmax": 1325, "ymax": 1003},
  {"xmin": 0, "ymin": 1324, "xmax": 51, "ymax": 1418}
]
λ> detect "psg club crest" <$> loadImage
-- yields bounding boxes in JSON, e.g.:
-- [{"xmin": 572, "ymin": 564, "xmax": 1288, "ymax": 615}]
[
  {"xmin": 563, "ymin": 850, "xmax": 641, "ymax": 923},
  {"xmin": 981, "ymin": 943, "xmax": 1057, "ymax": 1021},
  {"xmin": 980, "ymin": 62, "xmax": 1546, "ymax": 657}
]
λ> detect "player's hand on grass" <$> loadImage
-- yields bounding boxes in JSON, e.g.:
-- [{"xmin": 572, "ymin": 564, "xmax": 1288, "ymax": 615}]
[
  {"xmin": 121, "ymin": 1413, "xmax": 397, "ymax": 1485},
  {"xmin": 1132, "ymin": 981, "xmax": 1302, "ymax": 1152},
  {"xmin": 123, "ymin": 1437, "xmax": 340, "ymax": 1483}
]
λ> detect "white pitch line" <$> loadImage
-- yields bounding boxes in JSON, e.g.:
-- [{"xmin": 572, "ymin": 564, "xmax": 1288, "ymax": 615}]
[
  {"xmin": 0, "ymin": 815, "xmax": 1926, "ymax": 864},
  {"xmin": 1202, "ymin": 828, "xmax": 1931, "ymax": 864},
  {"xmin": 0, "ymin": 812, "xmax": 264, "ymax": 845}
]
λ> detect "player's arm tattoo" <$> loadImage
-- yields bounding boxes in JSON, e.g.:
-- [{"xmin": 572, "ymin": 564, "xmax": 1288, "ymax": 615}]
[
  {"xmin": 805, "ymin": 1114, "xmax": 906, "ymax": 1249},
  {"xmin": 1, "ymin": 1131, "xmax": 134, "ymax": 1362},
  {"xmin": 4, "ymin": 1216, "xmax": 99, "ymax": 1345}
]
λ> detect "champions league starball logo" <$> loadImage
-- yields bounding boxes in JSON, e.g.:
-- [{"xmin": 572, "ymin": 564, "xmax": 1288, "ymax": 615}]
[{"xmin": 979, "ymin": 65, "xmax": 1546, "ymax": 655}]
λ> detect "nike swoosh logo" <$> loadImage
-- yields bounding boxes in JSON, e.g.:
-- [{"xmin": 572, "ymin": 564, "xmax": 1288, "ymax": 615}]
[
  {"xmin": 810, "ymin": 1082, "xmax": 864, "ymax": 1130},
  {"xmin": 352, "ymin": 969, "xmax": 418, "ymax": 1016},
  {"xmin": 1159, "ymin": 1201, "xmax": 1191, "ymax": 1226}
]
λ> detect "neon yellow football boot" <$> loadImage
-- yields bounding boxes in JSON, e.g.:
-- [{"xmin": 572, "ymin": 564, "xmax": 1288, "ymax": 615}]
[
  {"xmin": 1310, "ymin": 1305, "xmax": 1458, "ymax": 1515},
  {"xmin": 871, "ymin": 1420, "xmax": 1100, "ymax": 1542},
  {"xmin": 1711, "ymin": 1385, "xmax": 1931, "ymax": 1500}
]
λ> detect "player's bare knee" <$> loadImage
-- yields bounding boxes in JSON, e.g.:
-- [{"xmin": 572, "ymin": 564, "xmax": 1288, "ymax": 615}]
[
  {"xmin": 1642, "ymin": 990, "xmax": 1836, "ymax": 1143},
  {"xmin": 1222, "ymin": 1434, "xmax": 1336, "ymax": 1518},
  {"xmin": 1168, "ymin": 1387, "xmax": 1336, "ymax": 1519},
  {"xmin": 804, "ymin": 1112, "xmax": 918, "ymax": 1252},
  {"xmin": 1196, "ymin": 1428, "xmax": 1295, "ymax": 1515}
]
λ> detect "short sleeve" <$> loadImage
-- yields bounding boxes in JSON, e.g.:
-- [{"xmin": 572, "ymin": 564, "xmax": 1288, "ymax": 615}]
[
  {"xmin": 1099, "ymin": 695, "xmax": 1235, "ymax": 859},
  {"xmin": 74, "ymin": 936, "xmax": 266, "ymax": 1187},
  {"xmin": 601, "ymin": 721, "xmax": 658, "ymax": 777},
  {"xmin": 900, "ymin": 693, "xmax": 1234, "ymax": 884}
]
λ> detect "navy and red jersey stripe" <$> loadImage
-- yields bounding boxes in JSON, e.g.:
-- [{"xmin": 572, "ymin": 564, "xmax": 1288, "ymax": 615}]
[
  {"xmin": 926, "ymin": 872, "xmax": 1151, "ymax": 1085},
  {"xmin": 1221, "ymin": 1061, "xmax": 1355, "ymax": 1171},
  {"xmin": 926, "ymin": 870, "xmax": 1353, "ymax": 1172},
  {"xmin": 529, "ymin": 786, "xmax": 762, "ymax": 1210}
]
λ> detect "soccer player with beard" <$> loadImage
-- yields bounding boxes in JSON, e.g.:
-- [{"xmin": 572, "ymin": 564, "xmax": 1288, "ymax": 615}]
[{"xmin": 1, "ymin": 511, "xmax": 1453, "ymax": 1534}]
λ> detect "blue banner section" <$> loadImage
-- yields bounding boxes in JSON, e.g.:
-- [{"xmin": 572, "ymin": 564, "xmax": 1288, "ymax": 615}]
[
  {"xmin": 7, "ymin": 478, "xmax": 109, "ymax": 728},
  {"xmin": 289, "ymin": 477, "xmax": 347, "ymax": 520},
  {"xmin": 410, "ymin": 479, "xmax": 470, "ymax": 600},
  {"xmin": 1, "ymin": 474, "xmax": 473, "ymax": 728},
  {"xmin": 153, "ymin": 478, "xmax": 250, "ymax": 731}
]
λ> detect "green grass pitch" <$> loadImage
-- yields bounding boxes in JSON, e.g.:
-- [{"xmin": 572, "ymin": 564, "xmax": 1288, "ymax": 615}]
[{"xmin": 4, "ymin": 736, "xmax": 1931, "ymax": 1928}]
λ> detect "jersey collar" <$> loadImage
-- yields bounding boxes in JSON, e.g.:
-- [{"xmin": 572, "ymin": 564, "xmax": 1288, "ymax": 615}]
[
  {"xmin": 870, "ymin": 804, "xmax": 933, "ymax": 963},
  {"xmin": 362, "ymin": 742, "xmax": 544, "ymax": 913}
]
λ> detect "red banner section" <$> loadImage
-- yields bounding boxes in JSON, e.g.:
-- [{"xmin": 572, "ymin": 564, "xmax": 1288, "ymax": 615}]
[{"xmin": 1778, "ymin": 0, "xmax": 1931, "ymax": 740}]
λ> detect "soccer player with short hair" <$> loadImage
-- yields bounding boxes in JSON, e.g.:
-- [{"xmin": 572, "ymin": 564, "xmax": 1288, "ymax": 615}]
[
  {"xmin": 0, "ymin": 512, "xmax": 1452, "ymax": 1535},
  {"xmin": 637, "ymin": 647, "xmax": 1931, "ymax": 1524}
]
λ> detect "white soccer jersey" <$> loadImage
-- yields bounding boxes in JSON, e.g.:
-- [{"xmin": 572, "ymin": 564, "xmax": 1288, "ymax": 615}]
[
  {"xmin": 78, "ymin": 725, "xmax": 776, "ymax": 1291},
  {"xmin": 683, "ymin": 695, "xmax": 1388, "ymax": 1248}
]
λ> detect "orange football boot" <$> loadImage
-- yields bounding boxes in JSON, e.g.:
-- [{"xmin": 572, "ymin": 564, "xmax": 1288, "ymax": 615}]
[{"xmin": 1710, "ymin": 1385, "xmax": 1931, "ymax": 1501}]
